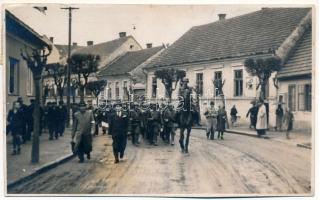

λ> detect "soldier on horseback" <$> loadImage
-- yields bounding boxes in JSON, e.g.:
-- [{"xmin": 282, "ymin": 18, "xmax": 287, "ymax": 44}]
[{"xmin": 176, "ymin": 77, "xmax": 197, "ymax": 153}]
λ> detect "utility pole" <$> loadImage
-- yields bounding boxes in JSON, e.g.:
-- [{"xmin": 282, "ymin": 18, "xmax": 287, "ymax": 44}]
[{"xmin": 61, "ymin": 6, "xmax": 79, "ymax": 126}]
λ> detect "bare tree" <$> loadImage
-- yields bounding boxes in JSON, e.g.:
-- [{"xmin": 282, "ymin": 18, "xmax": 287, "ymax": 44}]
[
  {"xmin": 86, "ymin": 80, "xmax": 107, "ymax": 106},
  {"xmin": 244, "ymin": 56, "xmax": 282, "ymax": 100},
  {"xmin": 70, "ymin": 54, "xmax": 101, "ymax": 103},
  {"xmin": 45, "ymin": 63, "xmax": 67, "ymax": 102},
  {"xmin": 154, "ymin": 68, "xmax": 186, "ymax": 101},
  {"xmin": 20, "ymin": 44, "xmax": 52, "ymax": 163}
]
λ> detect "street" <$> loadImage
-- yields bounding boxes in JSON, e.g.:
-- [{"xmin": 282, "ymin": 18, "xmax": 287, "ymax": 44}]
[{"xmin": 8, "ymin": 129, "xmax": 311, "ymax": 195}]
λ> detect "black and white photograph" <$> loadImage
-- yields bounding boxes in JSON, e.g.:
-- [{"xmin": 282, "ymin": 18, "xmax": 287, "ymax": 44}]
[{"xmin": 1, "ymin": 1, "xmax": 317, "ymax": 198}]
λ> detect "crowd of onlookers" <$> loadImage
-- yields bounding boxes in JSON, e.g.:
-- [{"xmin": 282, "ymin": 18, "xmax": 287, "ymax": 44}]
[{"xmin": 6, "ymin": 97, "xmax": 67, "ymax": 155}]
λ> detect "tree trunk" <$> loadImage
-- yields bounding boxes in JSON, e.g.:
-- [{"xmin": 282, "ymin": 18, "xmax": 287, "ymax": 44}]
[
  {"xmin": 96, "ymin": 97, "xmax": 99, "ymax": 107},
  {"xmin": 31, "ymin": 78, "xmax": 41, "ymax": 163},
  {"xmin": 260, "ymin": 81, "xmax": 266, "ymax": 101}
]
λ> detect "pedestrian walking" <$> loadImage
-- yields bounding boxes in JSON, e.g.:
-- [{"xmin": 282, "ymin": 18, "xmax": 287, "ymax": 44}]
[
  {"xmin": 275, "ymin": 104, "xmax": 284, "ymax": 131},
  {"xmin": 283, "ymin": 107, "xmax": 294, "ymax": 139},
  {"xmin": 25, "ymin": 99, "xmax": 35, "ymax": 141},
  {"xmin": 217, "ymin": 106, "xmax": 227, "ymax": 140},
  {"xmin": 109, "ymin": 103, "xmax": 129, "ymax": 164},
  {"xmin": 56, "ymin": 101, "xmax": 67, "ymax": 137},
  {"xmin": 7, "ymin": 101, "xmax": 24, "ymax": 155},
  {"xmin": 47, "ymin": 102, "xmax": 58, "ymax": 140},
  {"xmin": 204, "ymin": 101, "xmax": 218, "ymax": 140},
  {"xmin": 128, "ymin": 102, "xmax": 142, "ymax": 146},
  {"xmin": 256, "ymin": 99, "xmax": 268, "ymax": 137},
  {"xmin": 246, "ymin": 103, "xmax": 258, "ymax": 129},
  {"xmin": 17, "ymin": 97, "xmax": 28, "ymax": 144},
  {"xmin": 72, "ymin": 102, "xmax": 95, "ymax": 163},
  {"xmin": 230, "ymin": 105, "xmax": 238, "ymax": 127}
]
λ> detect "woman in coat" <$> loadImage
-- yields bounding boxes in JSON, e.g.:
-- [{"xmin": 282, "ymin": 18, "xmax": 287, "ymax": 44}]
[
  {"xmin": 217, "ymin": 106, "xmax": 227, "ymax": 140},
  {"xmin": 256, "ymin": 99, "xmax": 268, "ymax": 137}
]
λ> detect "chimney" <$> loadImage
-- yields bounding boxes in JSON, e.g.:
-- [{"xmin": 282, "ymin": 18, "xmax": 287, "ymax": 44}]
[
  {"xmin": 119, "ymin": 32, "xmax": 126, "ymax": 38},
  {"xmin": 73, "ymin": 42, "xmax": 77, "ymax": 46},
  {"xmin": 218, "ymin": 14, "xmax": 226, "ymax": 21},
  {"xmin": 49, "ymin": 37, "xmax": 54, "ymax": 43},
  {"xmin": 146, "ymin": 43, "xmax": 153, "ymax": 49},
  {"xmin": 87, "ymin": 41, "xmax": 94, "ymax": 46}
]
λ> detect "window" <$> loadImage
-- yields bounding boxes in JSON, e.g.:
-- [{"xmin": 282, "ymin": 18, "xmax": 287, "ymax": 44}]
[
  {"xmin": 152, "ymin": 77, "xmax": 157, "ymax": 98},
  {"xmin": 234, "ymin": 70, "xmax": 243, "ymax": 96},
  {"xmin": 26, "ymin": 68, "xmax": 33, "ymax": 95},
  {"xmin": 108, "ymin": 82, "xmax": 112, "ymax": 99},
  {"xmin": 8, "ymin": 57, "xmax": 19, "ymax": 95},
  {"xmin": 288, "ymin": 84, "xmax": 296, "ymax": 111},
  {"xmin": 214, "ymin": 71, "xmax": 222, "ymax": 96},
  {"xmin": 123, "ymin": 81, "xmax": 128, "ymax": 99},
  {"xmin": 298, "ymin": 84, "xmax": 312, "ymax": 111},
  {"xmin": 115, "ymin": 82, "xmax": 120, "ymax": 99},
  {"xmin": 196, "ymin": 73, "xmax": 203, "ymax": 96}
]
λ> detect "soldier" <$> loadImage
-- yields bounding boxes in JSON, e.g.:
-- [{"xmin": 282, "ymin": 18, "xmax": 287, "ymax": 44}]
[
  {"xmin": 217, "ymin": 106, "xmax": 227, "ymax": 140},
  {"xmin": 72, "ymin": 102, "xmax": 95, "ymax": 163},
  {"xmin": 129, "ymin": 102, "xmax": 142, "ymax": 146},
  {"xmin": 17, "ymin": 97, "xmax": 28, "ymax": 144},
  {"xmin": 93, "ymin": 106, "xmax": 101, "ymax": 136},
  {"xmin": 162, "ymin": 103, "xmax": 176, "ymax": 145},
  {"xmin": 109, "ymin": 103, "xmax": 129, "ymax": 164},
  {"xmin": 56, "ymin": 101, "xmax": 67, "ymax": 137},
  {"xmin": 148, "ymin": 103, "xmax": 162, "ymax": 146},
  {"xmin": 140, "ymin": 102, "xmax": 150, "ymax": 141},
  {"xmin": 204, "ymin": 101, "xmax": 218, "ymax": 140}
]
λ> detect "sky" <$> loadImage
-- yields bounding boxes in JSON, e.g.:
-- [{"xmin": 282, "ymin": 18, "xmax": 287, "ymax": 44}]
[{"xmin": 5, "ymin": 4, "xmax": 263, "ymax": 48}]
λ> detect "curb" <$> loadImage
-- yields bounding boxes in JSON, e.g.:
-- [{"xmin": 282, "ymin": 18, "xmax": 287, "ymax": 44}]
[
  {"xmin": 7, "ymin": 153, "xmax": 75, "ymax": 190},
  {"xmin": 192, "ymin": 126, "xmax": 259, "ymax": 138},
  {"xmin": 297, "ymin": 143, "xmax": 312, "ymax": 149}
]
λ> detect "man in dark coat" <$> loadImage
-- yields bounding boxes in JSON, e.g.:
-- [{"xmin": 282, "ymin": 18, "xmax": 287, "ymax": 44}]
[
  {"xmin": 109, "ymin": 103, "xmax": 129, "ymax": 164},
  {"xmin": 217, "ymin": 106, "xmax": 227, "ymax": 140},
  {"xmin": 72, "ymin": 102, "xmax": 95, "ymax": 163},
  {"xmin": 148, "ymin": 104, "xmax": 162, "ymax": 146},
  {"xmin": 7, "ymin": 101, "xmax": 24, "ymax": 155},
  {"xmin": 47, "ymin": 102, "xmax": 58, "ymax": 140},
  {"xmin": 246, "ymin": 103, "xmax": 258, "ymax": 129},
  {"xmin": 56, "ymin": 101, "xmax": 67, "ymax": 137},
  {"xmin": 25, "ymin": 99, "xmax": 35, "ymax": 141},
  {"xmin": 17, "ymin": 97, "xmax": 28, "ymax": 143}
]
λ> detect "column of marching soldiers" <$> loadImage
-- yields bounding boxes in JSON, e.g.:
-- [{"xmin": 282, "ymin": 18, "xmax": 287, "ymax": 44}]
[{"xmin": 6, "ymin": 96, "xmax": 177, "ymax": 162}]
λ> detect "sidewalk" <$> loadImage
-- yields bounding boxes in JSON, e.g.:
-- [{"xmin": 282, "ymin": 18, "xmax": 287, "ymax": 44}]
[
  {"xmin": 193, "ymin": 125, "xmax": 312, "ymax": 149},
  {"xmin": 6, "ymin": 128, "xmax": 74, "ymax": 186}
]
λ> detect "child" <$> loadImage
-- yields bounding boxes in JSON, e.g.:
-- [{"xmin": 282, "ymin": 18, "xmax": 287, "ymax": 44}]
[{"xmin": 283, "ymin": 108, "xmax": 294, "ymax": 139}]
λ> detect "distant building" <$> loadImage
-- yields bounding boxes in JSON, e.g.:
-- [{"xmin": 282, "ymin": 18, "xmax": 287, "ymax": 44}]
[
  {"xmin": 145, "ymin": 8, "xmax": 312, "ymax": 128},
  {"xmin": 44, "ymin": 32, "xmax": 143, "ymax": 104},
  {"xmin": 97, "ymin": 44, "xmax": 164, "ymax": 102},
  {"xmin": 5, "ymin": 10, "xmax": 50, "ymax": 113}
]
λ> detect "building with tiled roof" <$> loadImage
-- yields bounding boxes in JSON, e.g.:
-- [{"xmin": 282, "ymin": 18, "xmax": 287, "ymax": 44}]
[
  {"xmin": 98, "ymin": 45, "xmax": 164, "ymax": 101},
  {"xmin": 144, "ymin": 7, "xmax": 312, "ymax": 129},
  {"xmin": 5, "ymin": 10, "xmax": 50, "ymax": 114}
]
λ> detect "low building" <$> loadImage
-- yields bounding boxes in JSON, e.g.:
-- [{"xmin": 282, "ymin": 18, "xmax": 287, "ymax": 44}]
[
  {"xmin": 145, "ymin": 8, "xmax": 312, "ymax": 128},
  {"xmin": 5, "ymin": 10, "xmax": 50, "ymax": 113},
  {"xmin": 277, "ymin": 26, "xmax": 312, "ymax": 129},
  {"xmin": 97, "ymin": 44, "xmax": 164, "ymax": 102}
]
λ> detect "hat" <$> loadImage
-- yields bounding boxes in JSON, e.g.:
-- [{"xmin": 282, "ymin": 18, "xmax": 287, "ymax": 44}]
[{"xmin": 17, "ymin": 97, "xmax": 23, "ymax": 102}]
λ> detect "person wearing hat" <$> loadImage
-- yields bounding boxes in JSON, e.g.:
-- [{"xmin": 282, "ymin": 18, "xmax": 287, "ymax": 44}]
[
  {"xmin": 148, "ymin": 103, "xmax": 162, "ymax": 146},
  {"xmin": 256, "ymin": 99, "xmax": 268, "ymax": 137},
  {"xmin": 72, "ymin": 102, "xmax": 95, "ymax": 163},
  {"xmin": 246, "ymin": 102, "xmax": 258, "ymax": 129},
  {"xmin": 109, "ymin": 103, "xmax": 129, "ymax": 163},
  {"xmin": 7, "ymin": 101, "xmax": 24, "ymax": 155},
  {"xmin": 17, "ymin": 97, "xmax": 28, "ymax": 143},
  {"xmin": 25, "ymin": 99, "xmax": 35, "ymax": 141},
  {"xmin": 275, "ymin": 104, "xmax": 284, "ymax": 131},
  {"xmin": 47, "ymin": 102, "xmax": 58, "ymax": 140},
  {"xmin": 162, "ymin": 103, "xmax": 176, "ymax": 145}
]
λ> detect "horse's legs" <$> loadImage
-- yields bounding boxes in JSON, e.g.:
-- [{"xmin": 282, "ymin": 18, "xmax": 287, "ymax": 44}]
[
  {"xmin": 185, "ymin": 127, "xmax": 191, "ymax": 153},
  {"xmin": 179, "ymin": 128, "xmax": 185, "ymax": 151}
]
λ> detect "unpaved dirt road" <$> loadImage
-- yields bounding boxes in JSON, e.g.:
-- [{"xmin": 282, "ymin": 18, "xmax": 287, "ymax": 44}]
[{"xmin": 8, "ymin": 130, "xmax": 312, "ymax": 196}]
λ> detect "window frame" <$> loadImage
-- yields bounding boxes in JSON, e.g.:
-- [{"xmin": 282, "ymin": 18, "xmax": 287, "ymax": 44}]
[
  {"xmin": 151, "ymin": 77, "xmax": 157, "ymax": 98},
  {"xmin": 196, "ymin": 72, "xmax": 204, "ymax": 96},
  {"xmin": 233, "ymin": 69, "xmax": 243, "ymax": 97},
  {"xmin": 8, "ymin": 57, "xmax": 20, "ymax": 95}
]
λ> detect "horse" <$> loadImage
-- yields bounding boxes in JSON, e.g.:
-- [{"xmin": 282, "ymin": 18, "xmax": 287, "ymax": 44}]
[{"xmin": 177, "ymin": 97, "xmax": 194, "ymax": 153}]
